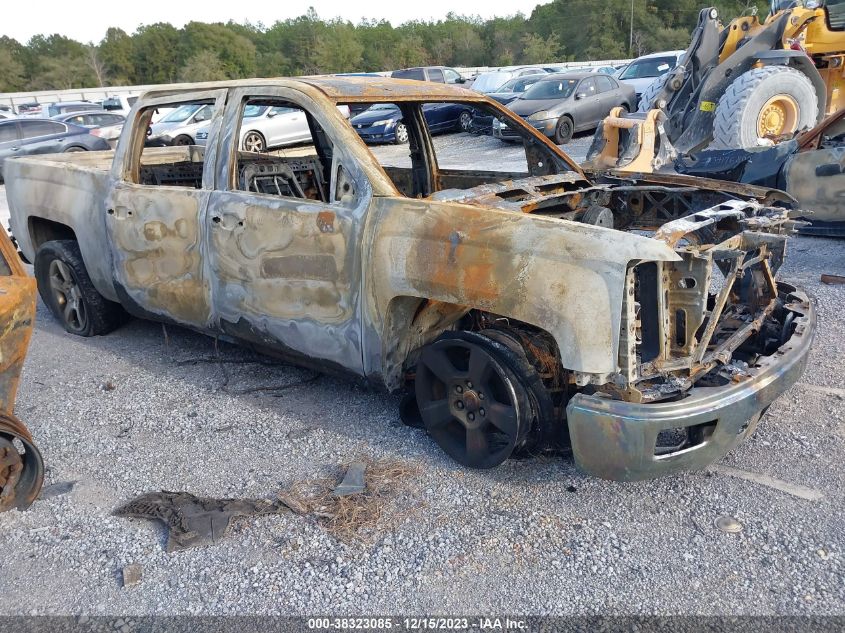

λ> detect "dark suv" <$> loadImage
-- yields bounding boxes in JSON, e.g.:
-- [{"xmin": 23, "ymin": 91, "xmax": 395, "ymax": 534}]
[{"xmin": 391, "ymin": 66, "xmax": 466, "ymax": 84}]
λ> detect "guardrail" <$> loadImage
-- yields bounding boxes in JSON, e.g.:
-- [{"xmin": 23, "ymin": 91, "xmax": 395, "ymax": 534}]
[{"xmin": 0, "ymin": 59, "xmax": 633, "ymax": 109}]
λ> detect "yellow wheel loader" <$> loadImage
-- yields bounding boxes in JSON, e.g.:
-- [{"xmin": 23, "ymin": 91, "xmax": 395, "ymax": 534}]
[{"xmin": 586, "ymin": 0, "xmax": 845, "ymax": 172}]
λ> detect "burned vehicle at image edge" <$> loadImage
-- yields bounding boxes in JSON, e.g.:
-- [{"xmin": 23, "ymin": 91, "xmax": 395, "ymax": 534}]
[{"xmin": 2, "ymin": 78, "xmax": 814, "ymax": 482}]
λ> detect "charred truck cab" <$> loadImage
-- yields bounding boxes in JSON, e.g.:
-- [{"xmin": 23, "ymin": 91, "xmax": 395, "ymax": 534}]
[{"xmin": 3, "ymin": 77, "xmax": 815, "ymax": 482}]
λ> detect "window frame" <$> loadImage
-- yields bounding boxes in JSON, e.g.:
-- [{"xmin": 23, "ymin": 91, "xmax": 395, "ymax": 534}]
[
  {"xmin": 112, "ymin": 88, "xmax": 228, "ymax": 188},
  {"xmin": 219, "ymin": 86, "xmax": 372, "ymax": 207}
]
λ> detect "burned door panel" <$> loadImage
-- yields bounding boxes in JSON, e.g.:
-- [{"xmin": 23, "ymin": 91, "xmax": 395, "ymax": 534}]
[
  {"xmin": 107, "ymin": 183, "xmax": 213, "ymax": 327},
  {"xmin": 206, "ymin": 191, "xmax": 366, "ymax": 372},
  {"xmin": 104, "ymin": 90, "xmax": 228, "ymax": 328}
]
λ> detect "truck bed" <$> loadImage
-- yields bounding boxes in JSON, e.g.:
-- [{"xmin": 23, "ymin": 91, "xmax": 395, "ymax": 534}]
[{"xmin": 4, "ymin": 151, "xmax": 117, "ymax": 300}]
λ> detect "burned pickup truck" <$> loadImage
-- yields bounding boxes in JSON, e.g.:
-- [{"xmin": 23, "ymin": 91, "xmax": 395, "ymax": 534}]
[{"xmin": 4, "ymin": 78, "xmax": 814, "ymax": 481}]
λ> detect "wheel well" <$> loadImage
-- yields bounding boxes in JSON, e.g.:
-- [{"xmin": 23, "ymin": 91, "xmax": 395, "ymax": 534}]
[
  {"xmin": 380, "ymin": 296, "xmax": 565, "ymax": 392},
  {"xmin": 28, "ymin": 217, "xmax": 77, "ymax": 250}
]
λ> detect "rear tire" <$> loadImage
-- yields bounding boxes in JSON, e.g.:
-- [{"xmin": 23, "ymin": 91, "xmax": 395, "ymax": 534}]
[
  {"xmin": 709, "ymin": 66, "xmax": 818, "ymax": 149},
  {"xmin": 34, "ymin": 240, "xmax": 126, "ymax": 337},
  {"xmin": 242, "ymin": 131, "xmax": 266, "ymax": 152},
  {"xmin": 172, "ymin": 134, "xmax": 193, "ymax": 146}
]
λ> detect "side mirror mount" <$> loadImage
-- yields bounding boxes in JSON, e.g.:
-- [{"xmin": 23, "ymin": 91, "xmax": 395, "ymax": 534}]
[
  {"xmin": 575, "ymin": 92, "xmax": 587, "ymax": 100},
  {"xmin": 267, "ymin": 110, "xmax": 277, "ymax": 118}
]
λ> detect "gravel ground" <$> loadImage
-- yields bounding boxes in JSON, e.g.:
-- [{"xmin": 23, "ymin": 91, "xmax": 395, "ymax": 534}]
[{"xmin": 0, "ymin": 145, "xmax": 843, "ymax": 616}]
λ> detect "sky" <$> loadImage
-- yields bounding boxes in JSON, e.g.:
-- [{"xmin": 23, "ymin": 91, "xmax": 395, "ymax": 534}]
[{"xmin": 2, "ymin": 0, "xmax": 535, "ymax": 44}]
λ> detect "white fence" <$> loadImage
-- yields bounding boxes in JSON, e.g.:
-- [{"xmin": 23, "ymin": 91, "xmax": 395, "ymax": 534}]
[{"xmin": 0, "ymin": 59, "xmax": 633, "ymax": 110}]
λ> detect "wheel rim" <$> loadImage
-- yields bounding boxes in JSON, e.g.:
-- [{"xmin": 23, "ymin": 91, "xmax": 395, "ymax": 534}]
[
  {"xmin": 416, "ymin": 338, "xmax": 520, "ymax": 469},
  {"xmin": 174, "ymin": 136, "xmax": 191, "ymax": 146},
  {"xmin": 48, "ymin": 259, "xmax": 88, "ymax": 333},
  {"xmin": 0, "ymin": 416, "xmax": 44, "ymax": 512},
  {"xmin": 459, "ymin": 112, "xmax": 472, "ymax": 131},
  {"xmin": 244, "ymin": 132, "xmax": 264, "ymax": 152},
  {"xmin": 395, "ymin": 123, "xmax": 408, "ymax": 143},
  {"xmin": 757, "ymin": 94, "xmax": 799, "ymax": 138}
]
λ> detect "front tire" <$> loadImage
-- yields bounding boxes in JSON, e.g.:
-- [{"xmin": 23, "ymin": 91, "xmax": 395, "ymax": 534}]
[
  {"xmin": 710, "ymin": 66, "xmax": 818, "ymax": 149},
  {"xmin": 393, "ymin": 122, "xmax": 409, "ymax": 144},
  {"xmin": 458, "ymin": 111, "xmax": 473, "ymax": 132},
  {"xmin": 172, "ymin": 134, "xmax": 193, "ymax": 146},
  {"xmin": 414, "ymin": 331, "xmax": 541, "ymax": 469},
  {"xmin": 553, "ymin": 116, "xmax": 574, "ymax": 145},
  {"xmin": 34, "ymin": 240, "xmax": 126, "ymax": 336}
]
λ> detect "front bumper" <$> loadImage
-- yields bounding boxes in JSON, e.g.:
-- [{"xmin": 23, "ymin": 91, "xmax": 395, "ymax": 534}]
[
  {"xmin": 353, "ymin": 124, "xmax": 395, "ymax": 144},
  {"xmin": 566, "ymin": 282, "xmax": 815, "ymax": 482}
]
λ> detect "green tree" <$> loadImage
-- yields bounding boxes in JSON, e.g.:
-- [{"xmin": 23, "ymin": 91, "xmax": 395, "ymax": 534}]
[
  {"xmin": 314, "ymin": 21, "xmax": 363, "ymax": 73},
  {"xmin": 520, "ymin": 33, "xmax": 560, "ymax": 63},
  {"xmin": 0, "ymin": 38, "xmax": 27, "ymax": 92},
  {"xmin": 179, "ymin": 50, "xmax": 228, "ymax": 82},
  {"xmin": 181, "ymin": 22, "xmax": 256, "ymax": 78},
  {"xmin": 131, "ymin": 23, "xmax": 183, "ymax": 84},
  {"xmin": 99, "ymin": 28, "xmax": 134, "ymax": 84}
]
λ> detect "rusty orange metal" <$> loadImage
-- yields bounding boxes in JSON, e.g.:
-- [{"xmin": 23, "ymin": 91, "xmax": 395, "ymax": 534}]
[{"xmin": 0, "ymin": 228, "xmax": 42, "ymax": 512}]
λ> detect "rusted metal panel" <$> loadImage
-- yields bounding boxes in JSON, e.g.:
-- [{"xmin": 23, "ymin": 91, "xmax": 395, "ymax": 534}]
[
  {"xmin": 362, "ymin": 195, "xmax": 680, "ymax": 388},
  {"xmin": 0, "ymin": 228, "xmax": 42, "ymax": 511}
]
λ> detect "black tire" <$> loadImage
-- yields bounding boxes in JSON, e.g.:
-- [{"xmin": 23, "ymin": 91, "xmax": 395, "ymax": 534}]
[
  {"xmin": 710, "ymin": 66, "xmax": 818, "ymax": 149},
  {"xmin": 34, "ymin": 240, "xmax": 126, "ymax": 337},
  {"xmin": 393, "ymin": 122, "xmax": 409, "ymax": 144},
  {"xmin": 637, "ymin": 76, "xmax": 668, "ymax": 112},
  {"xmin": 553, "ymin": 116, "xmax": 574, "ymax": 145},
  {"xmin": 172, "ymin": 135, "xmax": 193, "ymax": 146},
  {"xmin": 414, "ymin": 330, "xmax": 542, "ymax": 469},
  {"xmin": 63, "ymin": 146, "xmax": 87, "ymax": 153}
]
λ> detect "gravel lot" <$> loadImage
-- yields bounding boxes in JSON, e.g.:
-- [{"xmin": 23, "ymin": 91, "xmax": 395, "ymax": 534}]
[{"xmin": 0, "ymin": 137, "xmax": 843, "ymax": 617}]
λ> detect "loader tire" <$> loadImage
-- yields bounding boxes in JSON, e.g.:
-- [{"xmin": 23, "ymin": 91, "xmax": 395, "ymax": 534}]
[
  {"xmin": 709, "ymin": 66, "xmax": 818, "ymax": 150},
  {"xmin": 637, "ymin": 77, "xmax": 668, "ymax": 112}
]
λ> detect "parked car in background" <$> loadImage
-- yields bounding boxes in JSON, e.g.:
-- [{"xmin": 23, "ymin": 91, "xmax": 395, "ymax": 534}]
[
  {"xmin": 0, "ymin": 119, "xmax": 110, "ymax": 181},
  {"xmin": 101, "ymin": 95, "xmax": 139, "ymax": 115},
  {"xmin": 0, "ymin": 112, "xmax": 15, "ymax": 120},
  {"xmin": 0, "ymin": 105, "xmax": 15, "ymax": 117},
  {"xmin": 195, "ymin": 104, "xmax": 351, "ymax": 151},
  {"xmin": 391, "ymin": 66, "xmax": 466, "ymax": 84},
  {"xmin": 583, "ymin": 65, "xmax": 618, "ymax": 75},
  {"xmin": 16, "ymin": 103, "xmax": 42, "ymax": 116},
  {"xmin": 350, "ymin": 101, "xmax": 473, "ymax": 144},
  {"xmin": 617, "ymin": 50, "xmax": 684, "ymax": 100},
  {"xmin": 470, "ymin": 67, "xmax": 549, "ymax": 94},
  {"xmin": 502, "ymin": 72, "xmax": 636, "ymax": 144},
  {"xmin": 146, "ymin": 103, "xmax": 212, "ymax": 146},
  {"xmin": 52, "ymin": 111, "xmax": 126, "ymax": 148},
  {"xmin": 36, "ymin": 101, "xmax": 103, "ymax": 118},
  {"xmin": 470, "ymin": 73, "xmax": 547, "ymax": 133}
]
